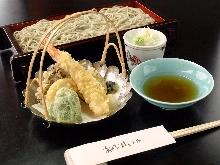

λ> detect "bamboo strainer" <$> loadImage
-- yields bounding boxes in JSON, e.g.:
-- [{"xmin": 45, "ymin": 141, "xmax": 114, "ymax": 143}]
[{"xmin": 24, "ymin": 10, "xmax": 127, "ymax": 121}]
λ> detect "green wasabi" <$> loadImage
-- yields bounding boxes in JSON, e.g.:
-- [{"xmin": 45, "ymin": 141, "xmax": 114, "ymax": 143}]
[
  {"xmin": 134, "ymin": 36, "xmax": 145, "ymax": 46},
  {"xmin": 133, "ymin": 28, "xmax": 160, "ymax": 46}
]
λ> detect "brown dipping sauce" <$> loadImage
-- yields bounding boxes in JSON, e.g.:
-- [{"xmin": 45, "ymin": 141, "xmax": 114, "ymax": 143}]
[{"xmin": 143, "ymin": 74, "xmax": 199, "ymax": 103}]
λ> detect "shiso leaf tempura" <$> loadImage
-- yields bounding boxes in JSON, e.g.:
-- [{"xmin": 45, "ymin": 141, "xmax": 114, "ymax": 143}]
[
  {"xmin": 49, "ymin": 87, "xmax": 82, "ymax": 123},
  {"xmin": 134, "ymin": 28, "xmax": 160, "ymax": 46}
]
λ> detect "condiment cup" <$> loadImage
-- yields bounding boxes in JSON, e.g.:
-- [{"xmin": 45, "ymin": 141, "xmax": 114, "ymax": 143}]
[
  {"xmin": 130, "ymin": 58, "xmax": 214, "ymax": 110},
  {"xmin": 123, "ymin": 28, "xmax": 167, "ymax": 71}
]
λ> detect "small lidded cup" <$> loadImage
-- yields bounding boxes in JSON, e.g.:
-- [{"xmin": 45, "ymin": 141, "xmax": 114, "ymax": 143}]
[{"xmin": 123, "ymin": 28, "xmax": 167, "ymax": 71}]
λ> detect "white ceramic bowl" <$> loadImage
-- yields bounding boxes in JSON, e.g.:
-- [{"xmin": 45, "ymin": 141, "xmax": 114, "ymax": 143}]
[
  {"xmin": 130, "ymin": 58, "xmax": 214, "ymax": 110},
  {"xmin": 123, "ymin": 28, "xmax": 167, "ymax": 71}
]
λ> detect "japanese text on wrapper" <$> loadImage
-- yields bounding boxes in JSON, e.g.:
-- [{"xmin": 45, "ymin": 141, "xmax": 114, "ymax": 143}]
[{"xmin": 103, "ymin": 138, "xmax": 143, "ymax": 153}]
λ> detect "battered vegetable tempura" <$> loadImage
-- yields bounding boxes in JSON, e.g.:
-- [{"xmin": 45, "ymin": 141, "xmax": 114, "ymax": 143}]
[
  {"xmin": 49, "ymin": 87, "xmax": 82, "ymax": 123},
  {"xmin": 45, "ymin": 42, "xmax": 112, "ymax": 116},
  {"xmin": 35, "ymin": 63, "xmax": 70, "ymax": 101},
  {"xmin": 45, "ymin": 78, "xmax": 78, "ymax": 110}
]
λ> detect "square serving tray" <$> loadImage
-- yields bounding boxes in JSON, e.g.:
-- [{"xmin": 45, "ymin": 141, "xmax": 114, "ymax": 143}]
[{"xmin": 0, "ymin": 0, "xmax": 178, "ymax": 82}]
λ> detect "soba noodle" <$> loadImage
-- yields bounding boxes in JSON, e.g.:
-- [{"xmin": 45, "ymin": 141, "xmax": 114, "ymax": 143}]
[{"xmin": 13, "ymin": 6, "xmax": 155, "ymax": 53}]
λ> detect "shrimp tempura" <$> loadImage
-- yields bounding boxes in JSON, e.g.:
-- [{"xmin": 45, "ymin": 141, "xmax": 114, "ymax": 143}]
[
  {"xmin": 58, "ymin": 51, "xmax": 111, "ymax": 116},
  {"xmin": 59, "ymin": 51, "xmax": 111, "ymax": 116},
  {"xmin": 44, "ymin": 40, "xmax": 111, "ymax": 116}
]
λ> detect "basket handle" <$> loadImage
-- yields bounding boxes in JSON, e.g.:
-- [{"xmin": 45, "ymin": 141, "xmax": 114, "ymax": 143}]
[{"xmin": 25, "ymin": 9, "xmax": 126, "ymax": 120}]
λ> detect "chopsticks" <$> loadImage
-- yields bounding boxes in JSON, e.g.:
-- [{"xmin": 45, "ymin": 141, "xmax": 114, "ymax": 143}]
[{"xmin": 169, "ymin": 120, "xmax": 220, "ymax": 139}]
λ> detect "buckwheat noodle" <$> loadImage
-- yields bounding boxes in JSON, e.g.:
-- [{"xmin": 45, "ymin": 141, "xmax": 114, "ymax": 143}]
[{"xmin": 13, "ymin": 6, "xmax": 155, "ymax": 53}]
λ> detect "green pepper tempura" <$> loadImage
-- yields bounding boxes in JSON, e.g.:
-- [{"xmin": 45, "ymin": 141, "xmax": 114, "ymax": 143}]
[{"xmin": 134, "ymin": 28, "xmax": 160, "ymax": 46}]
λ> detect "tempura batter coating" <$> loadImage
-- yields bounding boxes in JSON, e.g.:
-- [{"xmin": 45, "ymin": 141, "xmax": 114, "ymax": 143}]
[
  {"xmin": 43, "ymin": 39, "xmax": 112, "ymax": 116},
  {"xmin": 49, "ymin": 87, "xmax": 82, "ymax": 123},
  {"xmin": 57, "ymin": 51, "xmax": 111, "ymax": 116},
  {"xmin": 46, "ymin": 78, "xmax": 78, "ymax": 110}
]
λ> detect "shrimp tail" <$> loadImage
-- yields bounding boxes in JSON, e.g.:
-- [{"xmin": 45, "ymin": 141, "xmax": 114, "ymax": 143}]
[{"xmin": 42, "ymin": 38, "xmax": 60, "ymax": 62}]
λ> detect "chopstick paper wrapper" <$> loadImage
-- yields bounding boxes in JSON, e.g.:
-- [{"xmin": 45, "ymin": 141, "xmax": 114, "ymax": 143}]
[{"xmin": 64, "ymin": 125, "xmax": 176, "ymax": 165}]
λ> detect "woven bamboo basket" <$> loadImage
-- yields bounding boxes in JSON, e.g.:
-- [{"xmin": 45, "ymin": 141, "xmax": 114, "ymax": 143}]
[{"xmin": 24, "ymin": 10, "xmax": 131, "ymax": 125}]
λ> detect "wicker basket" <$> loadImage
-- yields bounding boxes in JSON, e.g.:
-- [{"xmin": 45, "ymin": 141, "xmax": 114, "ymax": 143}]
[{"xmin": 24, "ymin": 10, "xmax": 129, "ymax": 122}]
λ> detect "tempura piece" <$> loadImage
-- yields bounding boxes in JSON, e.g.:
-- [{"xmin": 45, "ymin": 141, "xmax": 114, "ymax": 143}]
[
  {"xmin": 45, "ymin": 40, "xmax": 112, "ymax": 116},
  {"xmin": 58, "ymin": 51, "xmax": 112, "ymax": 116},
  {"xmin": 88, "ymin": 68, "xmax": 107, "ymax": 93},
  {"xmin": 46, "ymin": 78, "xmax": 78, "ymax": 110},
  {"xmin": 35, "ymin": 63, "xmax": 69, "ymax": 101},
  {"xmin": 49, "ymin": 87, "xmax": 81, "ymax": 123}
]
